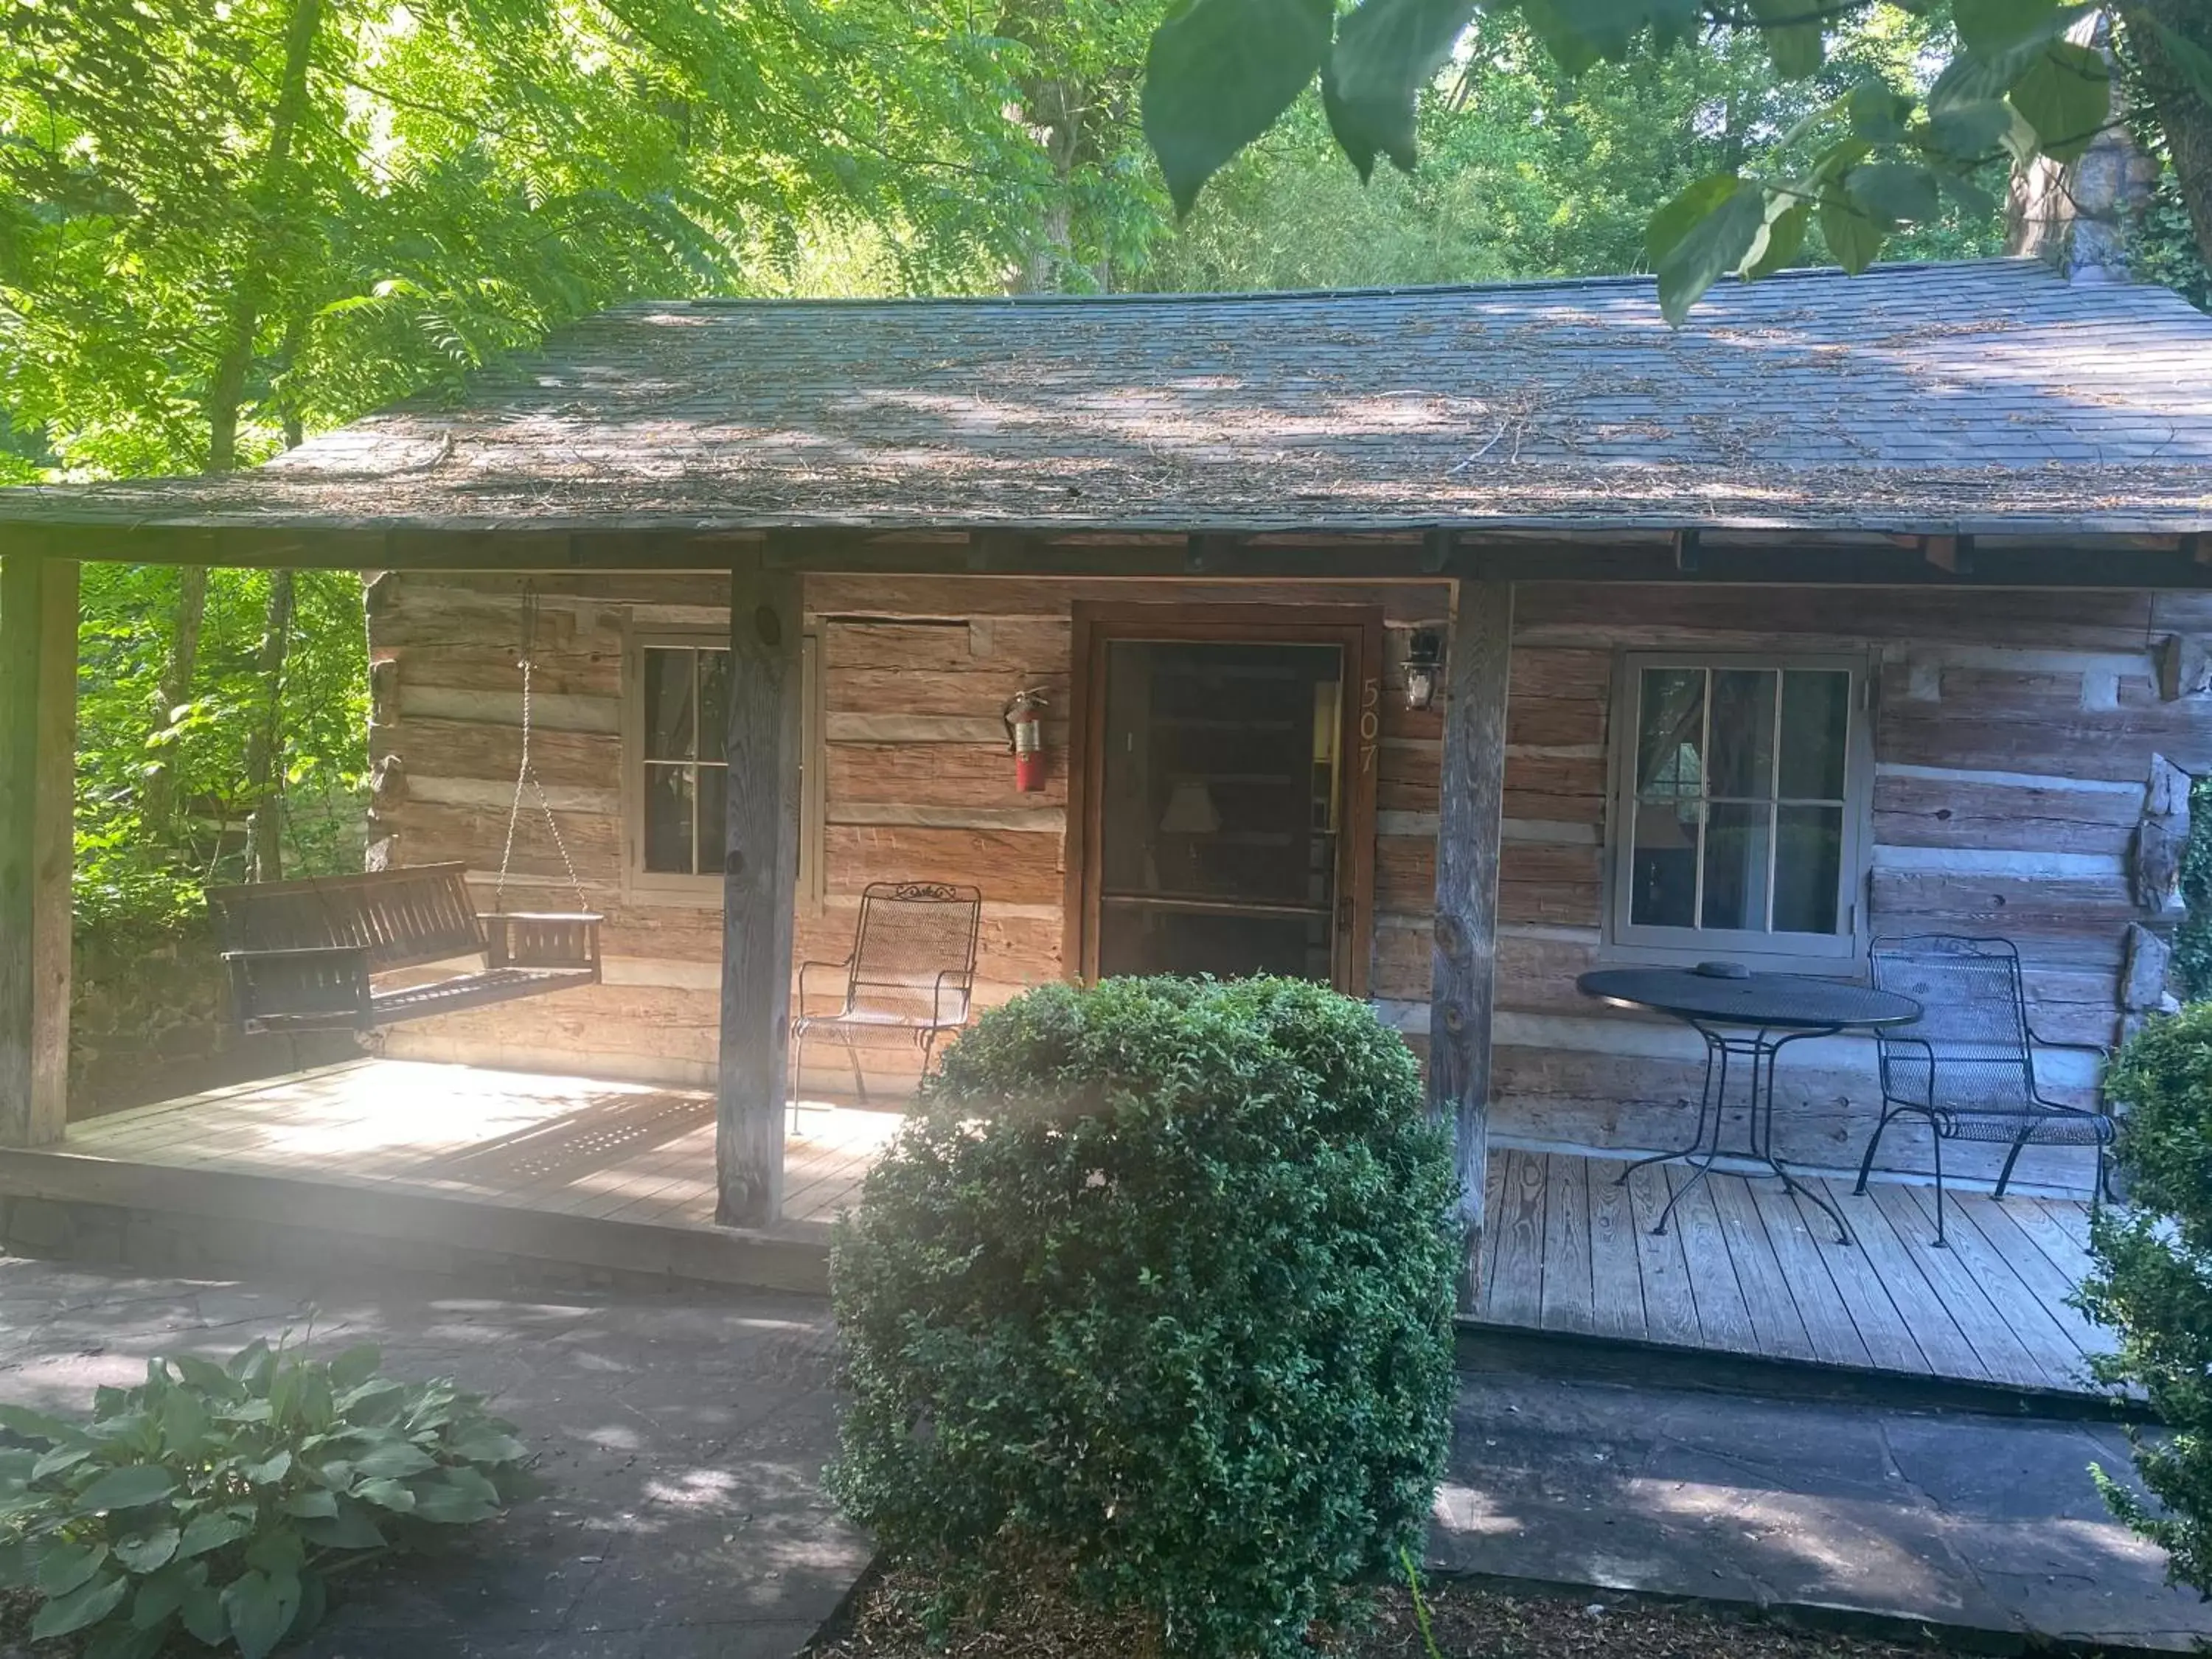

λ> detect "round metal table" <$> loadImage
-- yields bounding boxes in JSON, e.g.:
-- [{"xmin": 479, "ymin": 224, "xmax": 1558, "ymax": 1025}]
[{"xmin": 1576, "ymin": 966, "xmax": 1923, "ymax": 1245}]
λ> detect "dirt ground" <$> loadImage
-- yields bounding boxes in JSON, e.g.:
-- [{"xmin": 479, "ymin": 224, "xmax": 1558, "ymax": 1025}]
[{"xmin": 807, "ymin": 1568, "xmax": 1992, "ymax": 1659}]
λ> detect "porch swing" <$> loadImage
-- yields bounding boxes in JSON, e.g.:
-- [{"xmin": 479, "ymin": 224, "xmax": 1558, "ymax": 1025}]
[{"xmin": 207, "ymin": 592, "xmax": 603, "ymax": 1034}]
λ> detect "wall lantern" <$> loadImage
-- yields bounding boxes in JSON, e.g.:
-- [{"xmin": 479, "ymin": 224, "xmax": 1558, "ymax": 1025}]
[{"xmin": 1404, "ymin": 630, "xmax": 1444, "ymax": 712}]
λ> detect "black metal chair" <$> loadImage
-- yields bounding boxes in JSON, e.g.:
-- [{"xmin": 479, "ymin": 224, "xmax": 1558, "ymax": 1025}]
[
  {"xmin": 791, "ymin": 881, "xmax": 983, "ymax": 1110},
  {"xmin": 1858, "ymin": 934, "xmax": 2116, "ymax": 1245}
]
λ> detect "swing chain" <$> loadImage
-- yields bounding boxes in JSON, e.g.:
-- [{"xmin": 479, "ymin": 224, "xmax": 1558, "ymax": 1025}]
[{"xmin": 495, "ymin": 591, "xmax": 588, "ymax": 915}]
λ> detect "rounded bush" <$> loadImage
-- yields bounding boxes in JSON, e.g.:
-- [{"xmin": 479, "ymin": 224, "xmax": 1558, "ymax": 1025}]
[
  {"xmin": 827, "ymin": 975, "xmax": 1458, "ymax": 1659},
  {"xmin": 2082, "ymin": 1004, "xmax": 2212, "ymax": 1594}
]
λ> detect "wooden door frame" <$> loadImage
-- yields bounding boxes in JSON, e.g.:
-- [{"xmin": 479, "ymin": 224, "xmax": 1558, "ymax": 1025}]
[{"xmin": 1062, "ymin": 601, "xmax": 1384, "ymax": 998}]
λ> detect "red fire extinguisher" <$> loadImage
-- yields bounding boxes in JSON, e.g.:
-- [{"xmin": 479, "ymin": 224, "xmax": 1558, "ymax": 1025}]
[{"xmin": 1003, "ymin": 688, "xmax": 1049, "ymax": 793}]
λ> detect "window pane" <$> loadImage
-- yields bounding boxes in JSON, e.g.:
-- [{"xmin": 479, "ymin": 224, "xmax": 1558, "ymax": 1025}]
[
  {"xmin": 1778, "ymin": 670, "xmax": 1851, "ymax": 800},
  {"xmin": 697, "ymin": 765, "xmax": 727, "ymax": 877},
  {"xmin": 1774, "ymin": 804, "xmax": 1843, "ymax": 933},
  {"xmin": 1630, "ymin": 799, "xmax": 1701, "ymax": 928},
  {"xmin": 644, "ymin": 649, "xmax": 697, "ymax": 761},
  {"xmin": 1708, "ymin": 669, "xmax": 1776, "ymax": 799},
  {"xmin": 698, "ymin": 650, "xmax": 731, "ymax": 767},
  {"xmin": 1635, "ymin": 668, "xmax": 1705, "ymax": 796},
  {"xmin": 1701, "ymin": 803, "xmax": 1772, "ymax": 931},
  {"xmin": 643, "ymin": 764, "xmax": 695, "ymax": 873}
]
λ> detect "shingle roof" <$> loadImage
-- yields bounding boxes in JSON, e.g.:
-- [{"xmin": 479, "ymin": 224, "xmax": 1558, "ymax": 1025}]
[{"xmin": 6, "ymin": 258, "xmax": 2211, "ymax": 536}]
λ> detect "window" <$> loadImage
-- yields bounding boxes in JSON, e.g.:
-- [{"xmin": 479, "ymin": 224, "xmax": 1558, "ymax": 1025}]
[
  {"xmin": 1607, "ymin": 655, "xmax": 1869, "ymax": 961},
  {"xmin": 629, "ymin": 633, "xmax": 821, "ymax": 900}
]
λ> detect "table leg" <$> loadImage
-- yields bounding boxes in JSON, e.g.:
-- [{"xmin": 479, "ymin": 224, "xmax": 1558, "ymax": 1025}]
[
  {"xmin": 1761, "ymin": 1028, "xmax": 1854, "ymax": 1247},
  {"xmin": 1614, "ymin": 1026, "xmax": 1721, "ymax": 1187}
]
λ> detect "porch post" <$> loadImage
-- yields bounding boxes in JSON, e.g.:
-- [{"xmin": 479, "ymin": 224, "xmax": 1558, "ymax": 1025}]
[
  {"xmin": 717, "ymin": 561, "xmax": 802, "ymax": 1227},
  {"xmin": 0, "ymin": 540, "xmax": 78, "ymax": 1148},
  {"xmin": 1430, "ymin": 579, "xmax": 1511, "ymax": 1312}
]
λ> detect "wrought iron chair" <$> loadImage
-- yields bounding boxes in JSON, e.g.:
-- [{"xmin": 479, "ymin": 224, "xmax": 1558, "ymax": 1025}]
[
  {"xmin": 1859, "ymin": 934, "xmax": 2116, "ymax": 1245},
  {"xmin": 791, "ymin": 882, "xmax": 983, "ymax": 1111}
]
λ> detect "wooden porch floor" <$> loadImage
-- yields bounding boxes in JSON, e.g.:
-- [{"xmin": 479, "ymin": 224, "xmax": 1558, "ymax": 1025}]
[
  {"xmin": 1476, "ymin": 1147, "xmax": 2112, "ymax": 1397},
  {"xmin": 0, "ymin": 1061, "xmax": 2112, "ymax": 1398}
]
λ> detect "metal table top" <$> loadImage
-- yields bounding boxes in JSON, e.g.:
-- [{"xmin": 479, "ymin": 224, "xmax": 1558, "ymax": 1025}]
[{"xmin": 1577, "ymin": 966, "xmax": 1923, "ymax": 1031}]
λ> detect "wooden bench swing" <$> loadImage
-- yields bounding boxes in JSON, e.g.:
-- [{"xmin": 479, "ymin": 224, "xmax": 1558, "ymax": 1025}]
[{"xmin": 209, "ymin": 598, "xmax": 602, "ymax": 1034}]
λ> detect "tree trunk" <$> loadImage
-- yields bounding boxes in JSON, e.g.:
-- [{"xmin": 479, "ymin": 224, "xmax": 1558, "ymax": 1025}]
[
  {"xmin": 148, "ymin": 0, "xmax": 321, "ymax": 835},
  {"xmin": 140, "ymin": 567, "xmax": 209, "ymax": 832},
  {"xmin": 2122, "ymin": 0, "xmax": 2212, "ymax": 270},
  {"xmin": 1012, "ymin": 75, "xmax": 1083, "ymax": 293},
  {"xmin": 241, "ymin": 570, "xmax": 296, "ymax": 883},
  {"xmin": 206, "ymin": 0, "xmax": 324, "ymax": 471}
]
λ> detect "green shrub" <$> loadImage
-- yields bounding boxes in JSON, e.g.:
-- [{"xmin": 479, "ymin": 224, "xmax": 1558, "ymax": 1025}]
[
  {"xmin": 2079, "ymin": 1004, "xmax": 2212, "ymax": 1595},
  {"xmin": 827, "ymin": 975, "xmax": 1460, "ymax": 1659},
  {"xmin": 0, "ymin": 1337, "xmax": 533, "ymax": 1659}
]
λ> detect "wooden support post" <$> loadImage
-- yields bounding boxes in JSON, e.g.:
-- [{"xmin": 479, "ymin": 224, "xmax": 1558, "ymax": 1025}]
[
  {"xmin": 1921, "ymin": 534, "xmax": 1973, "ymax": 575},
  {"xmin": 1430, "ymin": 579, "xmax": 1511, "ymax": 1313},
  {"xmin": 717, "ymin": 563, "xmax": 803, "ymax": 1228},
  {"xmin": 1672, "ymin": 529, "xmax": 1701, "ymax": 573},
  {"xmin": 0, "ymin": 544, "xmax": 77, "ymax": 1148}
]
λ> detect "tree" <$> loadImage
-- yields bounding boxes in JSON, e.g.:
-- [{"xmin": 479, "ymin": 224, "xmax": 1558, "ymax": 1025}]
[{"xmin": 1138, "ymin": 0, "xmax": 2212, "ymax": 319}]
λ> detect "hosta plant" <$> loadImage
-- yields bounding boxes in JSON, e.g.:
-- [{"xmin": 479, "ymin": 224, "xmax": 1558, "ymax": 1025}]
[{"xmin": 0, "ymin": 1338, "xmax": 534, "ymax": 1659}]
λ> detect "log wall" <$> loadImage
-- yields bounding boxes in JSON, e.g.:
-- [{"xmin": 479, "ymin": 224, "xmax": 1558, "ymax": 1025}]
[{"xmin": 365, "ymin": 571, "xmax": 2212, "ymax": 1197}]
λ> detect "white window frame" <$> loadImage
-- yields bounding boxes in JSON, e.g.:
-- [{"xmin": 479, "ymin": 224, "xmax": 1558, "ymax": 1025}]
[
  {"xmin": 625, "ymin": 627, "xmax": 823, "ymax": 910},
  {"xmin": 1601, "ymin": 649, "xmax": 1875, "ymax": 970}
]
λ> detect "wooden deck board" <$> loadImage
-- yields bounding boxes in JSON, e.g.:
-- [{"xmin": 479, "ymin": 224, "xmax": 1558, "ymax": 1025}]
[
  {"xmin": 25, "ymin": 1062, "xmax": 2115, "ymax": 1397},
  {"xmin": 1539, "ymin": 1153, "xmax": 1596, "ymax": 1336},
  {"xmin": 1486, "ymin": 1150, "xmax": 1549, "ymax": 1328}
]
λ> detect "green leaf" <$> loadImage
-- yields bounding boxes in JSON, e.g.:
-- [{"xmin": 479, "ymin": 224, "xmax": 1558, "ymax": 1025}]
[
  {"xmin": 223, "ymin": 1568, "xmax": 302, "ymax": 1659},
  {"xmin": 1655, "ymin": 180, "xmax": 1765, "ymax": 324},
  {"xmin": 445, "ymin": 1426, "xmax": 529, "ymax": 1466},
  {"xmin": 1846, "ymin": 84, "xmax": 1914, "ymax": 142},
  {"xmin": 113, "ymin": 1526, "xmax": 181, "ymax": 1575},
  {"xmin": 159, "ymin": 1386, "xmax": 209, "ymax": 1455},
  {"xmin": 288, "ymin": 1568, "xmax": 329, "ymax": 1644},
  {"xmin": 352, "ymin": 1440, "xmax": 437, "ymax": 1481},
  {"xmin": 83, "ymin": 1618, "xmax": 167, "ymax": 1659},
  {"xmin": 297, "ymin": 1498, "xmax": 386, "ymax": 1551},
  {"xmin": 39, "ymin": 1542, "xmax": 111, "ymax": 1597},
  {"xmin": 243, "ymin": 1450, "xmax": 293, "ymax": 1486},
  {"xmin": 177, "ymin": 1509, "xmax": 252, "ymax": 1560},
  {"xmin": 1645, "ymin": 172, "xmax": 1744, "ymax": 264},
  {"xmin": 169, "ymin": 1355, "xmax": 237, "ymax": 1399},
  {"xmin": 408, "ymin": 1470, "xmax": 500, "ymax": 1526},
  {"xmin": 1845, "ymin": 161, "xmax": 1941, "ymax": 224},
  {"xmin": 2008, "ymin": 39, "xmax": 2110, "ymax": 161},
  {"xmin": 32, "ymin": 1443, "xmax": 93, "ymax": 1481},
  {"xmin": 0, "ymin": 1540, "xmax": 32, "ymax": 1589},
  {"xmin": 32, "ymin": 1571, "xmax": 131, "ymax": 1640},
  {"xmin": 326, "ymin": 1345, "xmax": 381, "ymax": 1392},
  {"xmin": 1748, "ymin": 0, "xmax": 1823, "ymax": 78},
  {"xmin": 130, "ymin": 1559, "xmax": 207, "ymax": 1630},
  {"xmin": 243, "ymin": 1527, "xmax": 306, "ymax": 1577},
  {"xmin": 1142, "ymin": 0, "xmax": 1335, "ymax": 215},
  {"xmin": 79, "ymin": 1464, "xmax": 178, "ymax": 1512},
  {"xmin": 1954, "ymin": 0, "xmax": 2057, "ymax": 54},
  {"xmin": 352, "ymin": 1477, "xmax": 418, "ymax": 1513},
  {"xmin": 1743, "ymin": 201, "xmax": 1810, "ymax": 279},
  {"xmin": 1819, "ymin": 189, "xmax": 1888, "ymax": 272},
  {"xmin": 227, "ymin": 1340, "xmax": 274, "ymax": 1391},
  {"xmin": 180, "ymin": 1583, "xmax": 229, "ymax": 1646},
  {"xmin": 0, "ymin": 1405, "xmax": 77, "ymax": 1445},
  {"xmin": 1323, "ymin": 0, "xmax": 1478, "ymax": 178},
  {"xmin": 282, "ymin": 1486, "xmax": 339, "ymax": 1519},
  {"xmin": 1925, "ymin": 97, "xmax": 2015, "ymax": 158},
  {"xmin": 1937, "ymin": 169, "xmax": 2000, "ymax": 218}
]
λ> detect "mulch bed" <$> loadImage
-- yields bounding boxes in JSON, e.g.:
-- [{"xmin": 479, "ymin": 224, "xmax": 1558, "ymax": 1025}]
[{"xmin": 808, "ymin": 1568, "xmax": 1993, "ymax": 1659}]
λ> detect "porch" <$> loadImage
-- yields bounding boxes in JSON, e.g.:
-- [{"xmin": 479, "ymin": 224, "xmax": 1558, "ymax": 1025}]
[{"xmin": 0, "ymin": 1058, "xmax": 2113, "ymax": 1401}]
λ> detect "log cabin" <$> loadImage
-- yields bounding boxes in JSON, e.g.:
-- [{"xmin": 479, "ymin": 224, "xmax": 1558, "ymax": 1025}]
[{"xmin": 4, "ymin": 257, "xmax": 2212, "ymax": 1302}]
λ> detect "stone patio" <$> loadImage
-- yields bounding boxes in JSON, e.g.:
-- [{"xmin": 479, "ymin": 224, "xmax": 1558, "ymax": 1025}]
[{"xmin": 1, "ymin": 1255, "xmax": 2205, "ymax": 1657}]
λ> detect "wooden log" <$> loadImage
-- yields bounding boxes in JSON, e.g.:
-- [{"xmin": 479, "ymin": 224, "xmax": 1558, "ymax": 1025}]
[
  {"xmin": 378, "ymin": 719, "xmax": 620, "ymax": 790},
  {"xmin": 2157, "ymin": 635, "xmax": 2211, "ymax": 701},
  {"xmin": 824, "ymin": 824, "xmax": 1063, "ymax": 905},
  {"xmin": 822, "ymin": 616, "xmax": 1070, "ymax": 672},
  {"xmin": 2130, "ymin": 754, "xmax": 2191, "ymax": 915},
  {"xmin": 1871, "ymin": 773, "xmax": 2140, "ymax": 858},
  {"xmin": 1431, "ymin": 580, "xmax": 1512, "ymax": 1313},
  {"xmin": 827, "ymin": 741, "xmax": 1068, "ymax": 808},
  {"xmin": 718, "ymin": 565, "xmax": 802, "ymax": 1227},
  {"xmin": 0, "ymin": 548, "xmax": 76, "ymax": 1147}
]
